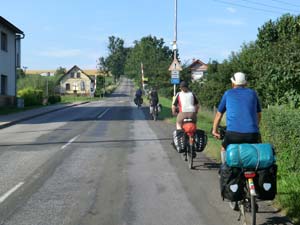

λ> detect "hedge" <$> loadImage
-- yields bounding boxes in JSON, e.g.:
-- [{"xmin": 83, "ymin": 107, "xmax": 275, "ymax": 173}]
[
  {"xmin": 17, "ymin": 88, "xmax": 43, "ymax": 106},
  {"xmin": 261, "ymin": 105, "xmax": 300, "ymax": 223}
]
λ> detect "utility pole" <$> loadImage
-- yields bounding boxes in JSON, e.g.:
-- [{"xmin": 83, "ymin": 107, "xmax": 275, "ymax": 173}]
[
  {"xmin": 173, "ymin": 0, "xmax": 178, "ymax": 97},
  {"xmin": 169, "ymin": 0, "xmax": 181, "ymax": 98}
]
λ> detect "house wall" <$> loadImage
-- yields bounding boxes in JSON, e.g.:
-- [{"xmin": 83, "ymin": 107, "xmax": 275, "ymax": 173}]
[
  {"xmin": 0, "ymin": 24, "xmax": 16, "ymax": 97},
  {"xmin": 60, "ymin": 69, "xmax": 92, "ymax": 95}
]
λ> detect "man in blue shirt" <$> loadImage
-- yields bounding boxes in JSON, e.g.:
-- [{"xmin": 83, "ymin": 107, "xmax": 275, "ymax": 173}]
[{"xmin": 212, "ymin": 72, "xmax": 262, "ymax": 158}]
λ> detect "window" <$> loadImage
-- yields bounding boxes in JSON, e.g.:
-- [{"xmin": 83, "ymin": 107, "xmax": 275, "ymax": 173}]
[
  {"xmin": 66, "ymin": 83, "xmax": 70, "ymax": 91},
  {"xmin": 1, "ymin": 75, "xmax": 8, "ymax": 95},
  {"xmin": 70, "ymin": 72, "xmax": 75, "ymax": 78},
  {"xmin": 80, "ymin": 81, "xmax": 85, "ymax": 91},
  {"xmin": 1, "ymin": 32, "xmax": 8, "ymax": 51},
  {"xmin": 77, "ymin": 72, "xmax": 81, "ymax": 78}
]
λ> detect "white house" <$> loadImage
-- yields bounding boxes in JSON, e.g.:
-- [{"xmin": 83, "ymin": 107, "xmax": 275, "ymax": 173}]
[
  {"xmin": 188, "ymin": 59, "xmax": 208, "ymax": 81},
  {"xmin": 59, "ymin": 65, "xmax": 95, "ymax": 95},
  {"xmin": 0, "ymin": 16, "xmax": 24, "ymax": 107},
  {"xmin": 40, "ymin": 72, "xmax": 54, "ymax": 77}
]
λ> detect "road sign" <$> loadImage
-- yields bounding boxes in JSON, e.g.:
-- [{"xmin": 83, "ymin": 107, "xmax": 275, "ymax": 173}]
[
  {"xmin": 171, "ymin": 78, "xmax": 180, "ymax": 84},
  {"xmin": 171, "ymin": 70, "xmax": 180, "ymax": 79},
  {"xmin": 168, "ymin": 58, "xmax": 182, "ymax": 71}
]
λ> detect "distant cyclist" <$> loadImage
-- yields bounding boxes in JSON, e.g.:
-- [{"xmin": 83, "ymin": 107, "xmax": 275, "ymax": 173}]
[
  {"xmin": 149, "ymin": 87, "xmax": 159, "ymax": 108},
  {"xmin": 212, "ymin": 72, "xmax": 262, "ymax": 162},
  {"xmin": 172, "ymin": 81, "xmax": 199, "ymax": 129},
  {"xmin": 135, "ymin": 87, "xmax": 143, "ymax": 107}
]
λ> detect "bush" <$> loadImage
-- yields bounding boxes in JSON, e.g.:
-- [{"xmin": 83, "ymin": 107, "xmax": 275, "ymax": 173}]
[
  {"xmin": 17, "ymin": 88, "xmax": 43, "ymax": 106},
  {"xmin": 48, "ymin": 95, "xmax": 61, "ymax": 104},
  {"xmin": 261, "ymin": 105, "xmax": 300, "ymax": 223}
]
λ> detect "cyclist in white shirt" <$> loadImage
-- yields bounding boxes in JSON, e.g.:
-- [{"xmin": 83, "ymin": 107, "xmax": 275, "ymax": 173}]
[{"xmin": 172, "ymin": 81, "xmax": 199, "ymax": 129}]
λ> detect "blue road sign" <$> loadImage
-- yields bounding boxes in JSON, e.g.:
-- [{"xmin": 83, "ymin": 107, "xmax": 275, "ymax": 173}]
[{"xmin": 171, "ymin": 78, "xmax": 180, "ymax": 84}]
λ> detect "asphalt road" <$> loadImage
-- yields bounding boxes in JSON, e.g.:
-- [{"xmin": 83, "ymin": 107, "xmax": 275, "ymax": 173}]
[{"xmin": 0, "ymin": 78, "xmax": 293, "ymax": 225}]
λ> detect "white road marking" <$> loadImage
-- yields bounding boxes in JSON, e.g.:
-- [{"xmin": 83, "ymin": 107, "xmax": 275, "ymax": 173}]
[
  {"xmin": 0, "ymin": 182, "xmax": 24, "ymax": 203},
  {"xmin": 61, "ymin": 135, "xmax": 80, "ymax": 149},
  {"xmin": 97, "ymin": 108, "xmax": 110, "ymax": 119}
]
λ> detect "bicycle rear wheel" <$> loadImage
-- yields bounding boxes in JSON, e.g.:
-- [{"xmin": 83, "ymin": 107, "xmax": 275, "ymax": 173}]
[
  {"xmin": 240, "ymin": 196, "xmax": 256, "ymax": 225},
  {"xmin": 153, "ymin": 108, "xmax": 157, "ymax": 121},
  {"xmin": 187, "ymin": 143, "xmax": 193, "ymax": 169}
]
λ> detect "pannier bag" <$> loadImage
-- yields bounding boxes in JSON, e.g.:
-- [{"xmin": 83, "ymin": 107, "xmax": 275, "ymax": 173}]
[
  {"xmin": 134, "ymin": 97, "xmax": 143, "ymax": 105},
  {"xmin": 194, "ymin": 129, "xmax": 207, "ymax": 152},
  {"xmin": 149, "ymin": 106, "xmax": 153, "ymax": 114},
  {"xmin": 173, "ymin": 130, "xmax": 186, "ymax": 153},
  {"xmin": 219, "ymin": 164, "xmax": 245, "ymax": 201},
  {"xmin": 254, "ymin": 164, "xmax": 277, "ymax": 200},
  {"xmin": 157, "ymin": 104, "xmax": 162, "ymax": 112},
  {"xmin": 226, "ymin": 143, "xmax": 275, "ymax": 169}
]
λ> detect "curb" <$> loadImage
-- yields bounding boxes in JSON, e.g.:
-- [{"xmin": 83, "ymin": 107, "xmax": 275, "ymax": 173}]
[{"xmin": 0, "ymin": 101, "xmax": 90, "ymax": 130}]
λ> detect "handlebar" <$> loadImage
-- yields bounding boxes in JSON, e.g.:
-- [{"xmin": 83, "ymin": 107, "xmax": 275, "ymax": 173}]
[{"xmin": 218, "ymin": 125, "xmax": 226, "ymax": 140}]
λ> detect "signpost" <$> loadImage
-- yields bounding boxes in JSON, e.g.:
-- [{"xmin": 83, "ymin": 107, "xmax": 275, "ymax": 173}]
[{"xmin": 169, "ymin": 57, "xmax": 182, "ymax": 96}]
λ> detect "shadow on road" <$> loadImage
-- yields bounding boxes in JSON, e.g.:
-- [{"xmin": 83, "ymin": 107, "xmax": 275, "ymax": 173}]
[{"xmin": 0, "ymin": 137, "xmax": 173, "ymax": 148}]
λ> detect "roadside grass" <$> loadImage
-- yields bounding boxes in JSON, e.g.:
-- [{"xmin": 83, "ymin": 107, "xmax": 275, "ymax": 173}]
[{"xmin": 158, "ymin": 96, "xmax": 221, "ymax": 162}]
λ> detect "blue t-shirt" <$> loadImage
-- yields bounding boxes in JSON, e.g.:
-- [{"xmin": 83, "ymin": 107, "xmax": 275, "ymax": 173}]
[{"xmin": 218, "ymin": 87, "xmax": 261, "ymax": 133}]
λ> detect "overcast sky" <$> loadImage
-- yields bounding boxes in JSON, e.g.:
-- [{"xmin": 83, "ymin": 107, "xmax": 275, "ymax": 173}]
[{"xmin": 2, "ymin": 0, "xmax": 300, "ymax": 70}]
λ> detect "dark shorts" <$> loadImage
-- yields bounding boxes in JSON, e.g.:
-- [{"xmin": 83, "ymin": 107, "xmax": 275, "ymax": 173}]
[
  {"xmin": 222, "ymin": 131, "xmax": 261, "ymax": 149},
  {"xmin": 150, "ymin": 99, "xmax": 158, "ymax": 106}
]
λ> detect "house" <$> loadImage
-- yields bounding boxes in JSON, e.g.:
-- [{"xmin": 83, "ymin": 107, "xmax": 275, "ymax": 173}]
[
  {"xmin": 40, "ymin": 72, "xmax": 54, "ymax": 77},
  {"xmin": 59, "ymin": 65, "xmax": 95, "ymax": 95},
  {"xmin": 188, "ymin": 59, "xmax": 208, "ymax": 81},
  {"xmin": 0, "ymin": 16, "xmax": 24, "ymax": 107}
]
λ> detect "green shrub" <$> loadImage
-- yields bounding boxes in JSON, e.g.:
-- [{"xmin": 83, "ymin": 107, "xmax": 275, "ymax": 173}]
[
  {"xmin": 17, "ymin": 88, "xmax": 43, "ymax": 106},
  {"xmin": 261, "ymin": 105, "xmax": 300, "ymax": 223},
  {"xmin": 48, "ymin": 95, "xmax": 61, "ymax": 104}
]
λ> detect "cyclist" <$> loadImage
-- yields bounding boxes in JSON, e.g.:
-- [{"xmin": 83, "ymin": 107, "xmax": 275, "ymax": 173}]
[
  {"xmin": 211, "ymin": 72, "xmax": 262, "ymax": 163},
  {"xmin": 172, "ymin": 81, "xmax": 199, "ymax": 129},
  {"xmin": 149, "ymin": 87, "xmax": 159, "ymax": 110},
  {"xmin": 135, "ymin": 87, "xmax": 143, "ymax": 106}
]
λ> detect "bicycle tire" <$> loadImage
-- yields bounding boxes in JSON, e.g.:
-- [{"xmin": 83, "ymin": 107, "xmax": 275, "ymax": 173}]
[
  {"xmin": 250, "ymin": 195, "xmax": 256, "ymax": 225},
  {"xmin": 241, "ymin": 196, "xmax": 256, "ymax": 225},
  {"xmin": 153, "ymin": 108, "xmax": 157, "ymax": 121},
  {"xmin": 188, "ymin": 143, "xmax": 193, "ymax": 169}
]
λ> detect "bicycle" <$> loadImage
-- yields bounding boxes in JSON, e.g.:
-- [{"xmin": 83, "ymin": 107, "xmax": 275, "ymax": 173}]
[
  {"xmin": 182, "ymin": 118, "xmax": 197, "ymax": 169},
  {"xmin": 150, "ymin": 104, "xmax": 158, "ymax": 121},
  {"xmin": 134, "ymin": 96, "xmax": 143, "ymax": 108},
  {"xmin": 217, "ymin": 126, "xmax": 276, "ymax": 225}
]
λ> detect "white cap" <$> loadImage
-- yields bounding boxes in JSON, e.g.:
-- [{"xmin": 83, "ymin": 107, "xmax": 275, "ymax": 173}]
[{"xmin": 230, "ymin": 72, "xmax": 247, "ymax": 85}]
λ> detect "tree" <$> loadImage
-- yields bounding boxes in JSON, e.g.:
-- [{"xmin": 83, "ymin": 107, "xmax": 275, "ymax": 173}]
[
  {"xmin": 16, "ymin": 68, "xmax": 25, "ymax": 79},
  {"xmin": 105, "ymin": 36, "xmax": 129, "ymax": 83},
  {"xmin": 124, "ymin": 35, "xmax": 173, "ymax": 96},
  {"xmin": 54, "ymin": 66, "xmax": 66, "ymax": 76},
  {"xmin": 94, "ymin": 76, "xmax": 105, "ymax": 97}
]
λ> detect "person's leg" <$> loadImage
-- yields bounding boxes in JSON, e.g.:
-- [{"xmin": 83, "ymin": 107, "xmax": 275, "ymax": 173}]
[{"xmin": 176, "ymin": 112, "xmax": 184, "ymax": 129}]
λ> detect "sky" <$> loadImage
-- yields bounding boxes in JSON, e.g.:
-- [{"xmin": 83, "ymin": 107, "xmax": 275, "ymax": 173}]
[{"xmin": 2, "ymin": 0, "xmax": 300, "ymax": 70}]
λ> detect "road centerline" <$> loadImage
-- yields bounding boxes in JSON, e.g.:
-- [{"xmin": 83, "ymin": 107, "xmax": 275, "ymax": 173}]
[
  {"xmin": 0, "ymin": 182, "xmax": 24, "ymax": 204},
  {"xmin": 61, "ymin": 135, "xmax": 80, "ymax": 149},
  {"xmin": 97, "ymin": 108, "xmax": 110, "ymax": 119}
]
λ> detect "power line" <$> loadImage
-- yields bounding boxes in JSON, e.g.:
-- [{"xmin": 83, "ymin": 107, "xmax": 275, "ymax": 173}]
[
  {"xmin": 270, "ymin": 0, "xmax": 300, "ymax": 8},
  {"xmin": 212, "ymin": 0, "xmax": 294, "ymax": 14},
  {"xmin": 239, "ymin": 0, "xmax": 300, "ymax": 14}
]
